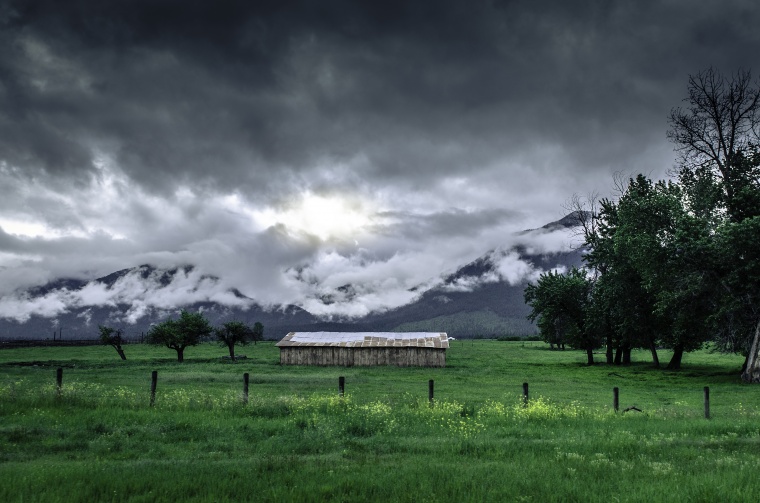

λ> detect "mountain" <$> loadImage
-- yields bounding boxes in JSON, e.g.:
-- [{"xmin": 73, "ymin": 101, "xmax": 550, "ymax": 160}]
[
  {"xmin": 357, "ymin": 245, "xmax": 585, "ymax": 337},
  {"xmin": 0, "ymin": 265, "xmax": 322, "ymax": 340},
  {"xmin": 0, "ymin": 215, "xmax": 586, "ymax": 340}
]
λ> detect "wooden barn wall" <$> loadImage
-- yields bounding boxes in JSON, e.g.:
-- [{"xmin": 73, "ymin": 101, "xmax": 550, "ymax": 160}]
[{"xmin": 279, "ymin": 347, "xmax": 446, "ymax": 367}]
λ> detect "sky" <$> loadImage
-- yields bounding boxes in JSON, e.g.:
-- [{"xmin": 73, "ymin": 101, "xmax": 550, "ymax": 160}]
[{"xmin": 1, "ymin": 0, "xmax": 760, "ymax": 322}]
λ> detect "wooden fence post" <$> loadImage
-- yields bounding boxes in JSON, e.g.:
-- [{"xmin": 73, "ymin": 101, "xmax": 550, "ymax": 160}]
[
  {"xmin": 150, "ymin": 370, "xmax": 158, "ymax": 407},
  {"xmin": 56, "ymin": 367, "xmax": 63, "ymax": 396},
  {"xmin": 613, "ymin": 387, "xmax": 619, "ymax": 413},
  {"xmin": 704, "ymin": 386, "xmax": 710, "ymax": 419},
  {"xmin": 243, "ymin": 373, "xmax": 250, "ymax": 405},
  {"xmin": 339, "ymin": 376, "xmax": 345, "ymax": 397},
  {"xmin": 522, "ymin": 382, "xmax": 529, "ymax": 406},
  {"xmin": 428, "ymin": 379, "xmax": 434, "ymax": 406}
]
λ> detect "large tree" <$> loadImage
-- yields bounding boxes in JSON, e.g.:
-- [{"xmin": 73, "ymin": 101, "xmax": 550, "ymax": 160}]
[
  {"xmin": 668, "ymin": 67, "xmax": 760, "ymax": 215},
  {"xmin": 147, "ymin": 310, "xmax": 213, "ymax": 363},
  {"xmin": 668, "ymin": 68, "xmax": 760, "ymax": 380},
  {"xmin": 702, "ymin": 150, "xmax": 760, "ymax": 381},
  {"xmin": 581, "ymin": 191, "xmax": 664, "ymax": 367},
  {"xmin": 607, "ymin": 176, "xmax": 715, "ymax": 369}
]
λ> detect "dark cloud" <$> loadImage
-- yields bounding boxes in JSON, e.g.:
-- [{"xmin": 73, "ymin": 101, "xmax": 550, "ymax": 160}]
[{"xmin": 1, "ymin": 0, "xmax": 760, "ymax": 317}]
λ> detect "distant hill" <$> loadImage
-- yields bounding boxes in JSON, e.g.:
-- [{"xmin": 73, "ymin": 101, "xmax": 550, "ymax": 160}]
[
  {"xmin": 0, "ymin": 215, "xmax": 586, "ymax": 340},
  {"xmin": 0, "ymin": 265, "xmax": 321, "ymax": 340},
  {"xmin": 358, "ymin": 245, "xmax": 585, "ymax": 337}
]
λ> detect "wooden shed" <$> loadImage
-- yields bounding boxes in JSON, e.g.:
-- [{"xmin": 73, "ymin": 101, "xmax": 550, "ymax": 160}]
[{"xmin": 276, "ymin": 332, "xmax": 449, "ymax": 367}]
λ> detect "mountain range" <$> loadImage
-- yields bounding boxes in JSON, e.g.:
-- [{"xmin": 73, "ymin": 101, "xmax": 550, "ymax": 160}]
[{"xmin": 0, "ymin": 214, "xmax": 585, "ymax": 340}]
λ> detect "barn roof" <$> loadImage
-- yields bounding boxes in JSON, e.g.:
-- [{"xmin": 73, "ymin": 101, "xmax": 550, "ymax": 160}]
[{"xmin": 276, "ymin": 332, "xmax": 449, "ymax": 348}]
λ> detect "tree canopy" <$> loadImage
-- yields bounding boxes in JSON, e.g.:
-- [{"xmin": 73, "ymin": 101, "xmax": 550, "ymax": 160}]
[
  {"xmin": 146, "ymin": 310, "xmax": 213, "ymax": 363},
  {"xmin": 524, "ymin": 267, "xmax": 598, "ymax": 365},
  {"xmin": 527, "ymin": 68, "xmax": 760, "ymax": 378},
  {"xmin": 215, "ymin": 321, "xmax": 260, "ymax": 361}
]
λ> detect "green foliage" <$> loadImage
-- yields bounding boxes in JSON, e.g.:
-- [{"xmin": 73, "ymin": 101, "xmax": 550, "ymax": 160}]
[
  {"xmin": 214, "ymin": 321, "xmax": 252, "ymax": 360},
  {"xmin": 251, "ymin": 321, "xmax": 264, "ymax": 343},
  {"xmin": 562, "ymin": 70, "xmax": 760, "ymax": 377},
  {"xmin": 588, "ymin": 175, "xmax": 714, "ymax": 368},
  {"xmin": 524, "ymin": 267, "xmax": 599, "ymax": 363},
  {"xmin": 146, "ymin": 310, "xmax": 213, "ymax": 362}
]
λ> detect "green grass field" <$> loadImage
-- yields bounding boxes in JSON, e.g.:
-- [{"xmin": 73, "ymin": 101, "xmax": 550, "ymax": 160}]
[{"xmin": 2, "ymin": 341, "xmax": 759, "ymax": 502}]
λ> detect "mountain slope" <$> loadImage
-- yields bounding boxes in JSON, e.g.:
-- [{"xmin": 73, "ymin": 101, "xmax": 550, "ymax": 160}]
[
  {"xmin": 359, "ymin": 246, "xmax": 585, "ymax": 337},
  {"xmin": 0, "ymin": 215, "xmax": 586, "ymax": 340},
  {"xmin": 0, "ymin": 265, "xmax": 320, "ymax": 340}
]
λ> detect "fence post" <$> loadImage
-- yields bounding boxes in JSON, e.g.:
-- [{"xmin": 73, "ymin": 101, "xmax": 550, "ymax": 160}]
[
  {"xmin": 150, "ymin": 370, "xmax": 158, "ymax": 407},
  {"xmin": 243, "ymin": 373, "xmax": 250, "ymax": 405},
  {"xmin": 704, "ymin": 386, "xmax": 710, "ymax": 419},
  {"xmin": 428, "ymin": 379, "xmax": 434, "ymax": 406},
  {"xmin": 522, "ymin": 382, "xmax": 529, "ymax": 406},
  {"xmin": 56, "ymin": 367, "xmax": 63, "ymax": 396},
  {"xmin": 613, "ymin": 387, "xmax": 619, "ymax": 413},
  {"xmin": 339, "ymin": 376, "xmax": 345, "ymax": 397}
]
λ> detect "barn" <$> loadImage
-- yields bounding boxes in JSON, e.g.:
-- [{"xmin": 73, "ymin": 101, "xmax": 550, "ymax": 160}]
[{"xmin": 276, "ymin": 332, "xmax": 449, "ymax": 367}]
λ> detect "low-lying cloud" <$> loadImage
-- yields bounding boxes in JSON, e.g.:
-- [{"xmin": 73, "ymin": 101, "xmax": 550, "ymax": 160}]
[{"xmin": 0, "ymin": 203, "xmax": 579, "ymax": 323}]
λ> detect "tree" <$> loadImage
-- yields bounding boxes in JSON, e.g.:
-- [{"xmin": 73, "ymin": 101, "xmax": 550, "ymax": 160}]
[
  {"xmin": 607, "ymin": 176, "xmax": 716, "ymax": 369},
  {"xmin": 215, "ymin": 321, "xmax": 253, "ymax": 361},
  {"xmin": 669, "ymin": 69, "xmax": 760, "ymax": 378},
  {"xmin": 701, "ymin": 149, "xmax": 760, "ymax": 380},
  {"xmin": 99, "ymin": 325, "xmax": 127, "ymax": 360},
  {"xmin": 146, "ymin": 310, "xmax": 213, "ymax": 363},
  {"xmin": 525, "ymin": 267, "xmax": 599, "ymax": 365},
  {"xmin": 580, "ymin": 189, "xmax": 664, "ymax": 367},
  {"xmin": 251, "ymin": 322, "xmax": 264, "ymax": 344},
  {"xmin": 668, "ymin": 67, "xmax": 760, "ymax": 219}
]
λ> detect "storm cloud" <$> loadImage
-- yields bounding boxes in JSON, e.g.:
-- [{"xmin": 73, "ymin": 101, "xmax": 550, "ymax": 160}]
[{"xmin": 1, "ymin": 0, "xmax": 759, "ymax": 319}]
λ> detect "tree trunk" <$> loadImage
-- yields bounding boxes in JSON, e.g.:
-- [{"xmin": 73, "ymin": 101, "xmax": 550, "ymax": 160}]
[
  {"xmin": 614, "ymin": 346, "xmax": 622, "ymax": 365},
  {"xmin": 606, "ymin": 334, "xmax": 614, "ymax": 364},
  {"xmin": 622, "ymin": 346, "xmax": 631, "ymax": 365},
  {"xmin": 667, "ymin": 345, "xmax": 684, "ymax": 370},
  {"xmin": 741, "ymin": 320, "xmax": 760, "ymax": 383},
  {"xmin": 649, "ymin": 341, "xmax": 660, "ymax": 368},
  {"xmin": 117, "ymin": 348, "xmax": 126, "ymax": 360},
  {"xmin": 176, "ymin": 347, "xmax": 185, "ymax": 363},
  {"xmin": 586, "ymin": 348, "xmax": 594, "ymax": 366},
  {"xmin": 228, "ymin": 342, "xmax": 236, "ymax": 362}
]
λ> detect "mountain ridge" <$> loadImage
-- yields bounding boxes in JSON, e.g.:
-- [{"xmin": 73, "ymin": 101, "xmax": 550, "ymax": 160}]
[{"xmin": 0, "ymin": 215, "xmax": 585, "ymax": 339}]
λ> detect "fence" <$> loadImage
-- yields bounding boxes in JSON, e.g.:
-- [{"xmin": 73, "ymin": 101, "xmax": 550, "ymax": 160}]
[
  {"xmin": 50, "ymin": 367, "xmax": 714, "ymax": 418},
  {"xmin": 0, "ymin": 337, "xmax": 145, "ymax": 349}
]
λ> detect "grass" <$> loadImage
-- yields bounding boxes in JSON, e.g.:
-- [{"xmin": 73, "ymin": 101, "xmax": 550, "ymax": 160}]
[{"xmin": 1, "ymin": 341, "xmax": 760, "ymax": 502}]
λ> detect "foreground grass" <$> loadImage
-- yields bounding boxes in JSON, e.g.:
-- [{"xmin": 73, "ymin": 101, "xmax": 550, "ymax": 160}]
[{"xmin": 1, "ymin": 341, "xmax": 759, "ymax": 502}]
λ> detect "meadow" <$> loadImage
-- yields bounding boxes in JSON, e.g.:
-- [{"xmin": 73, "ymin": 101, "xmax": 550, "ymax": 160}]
[{"xmin": 1, "ymin": 340, "xmax": 760, "ymax": 502}]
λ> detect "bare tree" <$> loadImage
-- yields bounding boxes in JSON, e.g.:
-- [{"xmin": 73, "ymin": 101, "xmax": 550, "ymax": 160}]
[
  {"xmin": 667, "ymin": 67, "xmax": 760, "ymax": 204},
  {"xmin": 564, "ymin": 193, "xmax": 599, "ymax": 249},
  {"xmin": 99, "ymin": 325, "xmax": 127, "ymax": 360}
]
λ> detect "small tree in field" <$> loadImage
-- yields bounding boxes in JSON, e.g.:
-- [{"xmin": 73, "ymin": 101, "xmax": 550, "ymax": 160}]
[
  {"xmin": 215, "ymin": 321, "xmax": 252, "ymax": 361},
  {"xmin": 99, "ymin": 325, "xmax": 127, "ymax": 360},
  {"xmin": 147, "ymin": 310, "xmax": 213, "ymax": 363},
  {"xmin": 251, "ymin": 322, "xmax": 264, "ymax": 344},
  {"xmin": 524, "ymin": 267, "xmax": 599, "ymax": 365}
]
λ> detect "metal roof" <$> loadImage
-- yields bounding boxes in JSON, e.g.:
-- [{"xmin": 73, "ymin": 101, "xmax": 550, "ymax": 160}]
[{"xmin": 276, "ymin": 332, "xmax": 449, "ymax": 348}]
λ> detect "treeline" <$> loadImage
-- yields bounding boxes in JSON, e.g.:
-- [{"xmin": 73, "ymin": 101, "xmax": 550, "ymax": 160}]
[
  {"xmin": 525, "ymin": 68, "xmax": 760, "ymax": 382},
  {"xmin": 393, "ymin": 308, "xmax": 537, "ymax": 339},
  {"xmin": 99, "ymin": 311, "xmax": 264, "ymax": 362}
]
